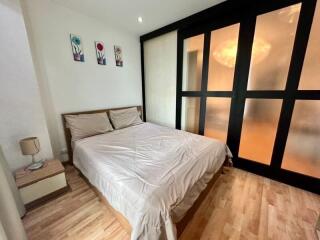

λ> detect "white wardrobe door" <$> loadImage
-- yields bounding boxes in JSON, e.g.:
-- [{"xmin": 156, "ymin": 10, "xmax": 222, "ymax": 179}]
[{"xmin": 144, "ymin": 31, "xmax": 177, "ymax": 128}]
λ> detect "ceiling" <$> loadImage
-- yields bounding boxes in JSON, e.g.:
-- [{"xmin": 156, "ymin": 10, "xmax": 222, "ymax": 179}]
[{"xmin": 53, "ymin": 0, "xmax": 225, "ymax": 36}]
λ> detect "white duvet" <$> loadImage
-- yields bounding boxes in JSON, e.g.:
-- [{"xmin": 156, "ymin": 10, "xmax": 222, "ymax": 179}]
[{"xmin": 73, "ymin": 122, "xmax": 232, "ymax": 240}]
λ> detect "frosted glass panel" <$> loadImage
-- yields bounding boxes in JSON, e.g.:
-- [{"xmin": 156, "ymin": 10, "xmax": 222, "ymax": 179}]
[
  {"xmin": 144, "ymin": 31, "xmax": 177, "ymax": 128},
  {"xmin": 181, "ymin": 97, "xmax": 200, "ymax": 134},
  {"xmin": 247, "ymin": 4, "xmax": 301, "ymax": 90},
  {"xmin": 282, "ymin": 101, "xmax": 320, "ymax": 178},
  {"xmin": 208, "ymin": 24, "xmax": 240, "ymax": 91},
  {"xmin": 298, "ymin": 1, "xmax": 320, "ymax": 90},
  {"xmin": 204, "ymin": 98, "xmax": 231, "ymax": 142},
  {"xmin": 239, "ymin": 99, "xmax": 282, "ymax": 164},
  {"xmin": 182, "ymin": 34, "xmax": 204, "ymax": 91}
]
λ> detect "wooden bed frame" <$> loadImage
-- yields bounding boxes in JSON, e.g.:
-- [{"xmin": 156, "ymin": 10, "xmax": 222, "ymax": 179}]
[{"xmin": 61, "ymin": 106, "xmax": 226, "ymax": 238}]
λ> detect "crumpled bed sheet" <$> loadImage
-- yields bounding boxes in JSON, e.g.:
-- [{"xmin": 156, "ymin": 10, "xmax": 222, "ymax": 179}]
[{"xmin": 73, "ymin": 122, "xmax": 232, "ymax": 240}]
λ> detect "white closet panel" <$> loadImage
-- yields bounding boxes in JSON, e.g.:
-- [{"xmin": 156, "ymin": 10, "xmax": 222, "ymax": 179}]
[{"xmin": 144, "ymin": 31, "xmax": 177, "ymax": 128}]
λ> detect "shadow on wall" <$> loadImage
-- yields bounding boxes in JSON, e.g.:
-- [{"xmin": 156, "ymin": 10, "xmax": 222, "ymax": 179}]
[{"xmin": 0, "ymin": 0, "xmax": 20, "ymax": 13}]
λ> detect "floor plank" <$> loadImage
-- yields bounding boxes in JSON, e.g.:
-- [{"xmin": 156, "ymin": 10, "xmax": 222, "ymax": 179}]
[{"xmin": 23, "ymin": 166, "xmax": 320, "ymax": 240}]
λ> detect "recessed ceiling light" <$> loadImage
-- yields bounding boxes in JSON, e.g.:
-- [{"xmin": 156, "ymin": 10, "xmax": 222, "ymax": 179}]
[{"xmin": 138, "ymin": 16, "xmax": 143, "ymax": 23}]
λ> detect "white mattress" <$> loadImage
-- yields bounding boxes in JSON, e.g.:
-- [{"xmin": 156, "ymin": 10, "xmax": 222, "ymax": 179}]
[{"xmin": 73, "ymin": 122, "xmax": 232, "ymax": 240}]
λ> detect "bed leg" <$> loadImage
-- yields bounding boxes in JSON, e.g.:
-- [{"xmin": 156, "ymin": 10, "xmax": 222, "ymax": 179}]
[{"xmin": 222, "ymin": 157, "xmax": 233, "ymax": 174}]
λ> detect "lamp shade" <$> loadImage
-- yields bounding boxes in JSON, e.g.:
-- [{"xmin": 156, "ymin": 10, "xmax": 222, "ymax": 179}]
[{"xmin": 19, "ymin": 137, "xmax": 40, "ymax": 156}]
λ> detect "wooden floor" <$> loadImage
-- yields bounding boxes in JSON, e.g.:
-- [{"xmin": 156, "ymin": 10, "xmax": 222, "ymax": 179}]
[{"xmin": 23, "ymin": 166, "xmax": 320, "ymax": 240}]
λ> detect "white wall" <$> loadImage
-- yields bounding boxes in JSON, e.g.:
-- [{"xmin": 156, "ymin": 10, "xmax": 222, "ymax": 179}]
[
  {"xmin": 0, "ymin": 0, "xmax": 53, "ymax": 170},
  {"xmin": 144, "ymin": 31, "xmax": 177, "ymax": 128},
  {"xmin": 21, "ymin": 0, "xmax": 142, "ymax": 159}
]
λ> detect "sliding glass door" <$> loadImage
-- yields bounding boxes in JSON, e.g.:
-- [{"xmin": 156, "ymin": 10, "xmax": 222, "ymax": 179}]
[
  {"xmin": 281, "ymin": 0, "xmax": 320, "ymax": 179},
  {"xmin": 178, "ymin": 23, "xmax": 240, "ymax": 141},
  {"xmin": 176, "ymin": 0, "xmax": 320, "ymax": 193},
  {"xmin": 238, "ymin": 4, "xmax": 301, "ymax": 165}
]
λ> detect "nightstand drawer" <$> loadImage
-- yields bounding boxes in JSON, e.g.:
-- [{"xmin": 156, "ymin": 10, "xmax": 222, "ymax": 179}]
[{"xmin": 19, "ymin": 172, "xmax": 67, "ymax": 204}]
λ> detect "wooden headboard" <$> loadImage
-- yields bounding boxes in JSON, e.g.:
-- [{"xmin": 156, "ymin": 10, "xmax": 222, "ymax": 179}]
[{"xmin": 61, "ymin": 106, "xmax": 143, "ymax": 164}]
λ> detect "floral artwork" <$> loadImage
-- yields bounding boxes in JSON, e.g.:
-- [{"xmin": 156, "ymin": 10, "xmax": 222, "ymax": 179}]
[
  {"xmin": 114, "ymin": 45, "xmax": 123, "ymax": 67},
  {"xmin": 70, "ymin": 34, "xmax": 84, "ymax": 62},
  {"xmin": 95, "ymin": 41, "xmax": 106, "ymax": 65}
]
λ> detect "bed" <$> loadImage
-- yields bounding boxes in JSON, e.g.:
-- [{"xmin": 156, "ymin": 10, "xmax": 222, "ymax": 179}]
[{"xmin": 62, "ymin": 106, "xmax": 232, "ymax": 240}]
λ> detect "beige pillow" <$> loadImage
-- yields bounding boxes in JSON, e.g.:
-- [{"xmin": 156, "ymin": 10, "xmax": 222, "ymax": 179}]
[
  {"xmin": 65, "ymin": 112, "xmax": 113, "ymax": 141},
  {"xmin": 109, "ymin": 107, "xmax": 142, "ymax": 129}
]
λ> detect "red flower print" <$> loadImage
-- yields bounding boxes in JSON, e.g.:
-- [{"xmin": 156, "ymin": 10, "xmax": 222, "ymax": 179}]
[{"xmin": 97, "ymin": 43, "xmax": 104, "ymax": 51}]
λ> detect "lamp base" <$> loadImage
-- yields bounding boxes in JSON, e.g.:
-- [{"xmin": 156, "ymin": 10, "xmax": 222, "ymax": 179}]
[{"xmin": 27, "ymin": 161, "xmax": 44, "ymax": 171}]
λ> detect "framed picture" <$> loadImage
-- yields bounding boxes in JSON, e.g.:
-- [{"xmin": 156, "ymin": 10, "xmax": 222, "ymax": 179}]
[
  {"xmin": 70, "ymin": 34, "xmax": 84, "ymax": 62},
  {"xmin": 114, "ymin": 45, "xmax": 123, "ymax": 67},
  {"xmin": 95, "ymin": 41, "xmax": 106, "ymax": 65}
]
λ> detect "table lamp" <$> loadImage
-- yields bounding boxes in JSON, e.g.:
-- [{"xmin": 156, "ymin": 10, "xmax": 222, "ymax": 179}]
[{"xmin": 19, "ymin": 137, "xmax": 43, "ymax": 170}]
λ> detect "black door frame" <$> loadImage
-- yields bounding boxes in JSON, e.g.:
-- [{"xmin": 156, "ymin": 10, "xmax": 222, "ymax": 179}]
[
  {"xmin": 140, "ymin": 0, "xmax": 320, "ymax": 194},
  {"xmin": 176, "ymin": 0, "xmax": 319, "ymax": 193}
]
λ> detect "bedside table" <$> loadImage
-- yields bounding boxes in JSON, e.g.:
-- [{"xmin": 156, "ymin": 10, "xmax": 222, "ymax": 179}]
[{"xmin": 15, "ymin": 159, "xmax": 69, "ymax": 210}]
